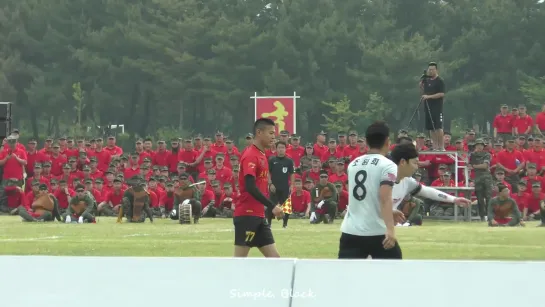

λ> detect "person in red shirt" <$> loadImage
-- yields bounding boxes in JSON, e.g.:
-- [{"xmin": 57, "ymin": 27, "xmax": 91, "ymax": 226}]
[
  {"xmin": 25, "ymin": 138, "xmax": 48, "ymax": 177},
  {"xmin": 25, "ymin": 180, "xmax": 41, "ymax": 207},
  {"xmin": 48, "ymin": 143, "xmax": 67, "ymax": 176},
  {"xmin": 290, "ymin": 178, "xmax": 311, "ymax": 217},
  {"xmin": 84, "ymin": 178, "xmax": 103, "ymax": 203},
  {"xmin": 334, "ymin": 181, "xmax": 348, "ymax": 214},
  {"xmin": 38, "ymin": 137, "xmax": 54, "ymax": 157},
  {"xmin": 104, "ymin": 136, "xmax": 123, "ymax": 157},
  {"xmin": 0, "ymin": 136, "xmax": 27, "ymax": 183},
  {"xmin": 240, "ymin": 133, "xmax": 254, "ymax": 156},
  {"xmin": 159, "ymin": 181, "xmax": 176, "ymax": 217},
  {"xmin": 178, "ymin": 139, "xmax": 199, "ymax": 178},
  {"xmin": 219, "ymin": 182, "xmax": 239, "ymax": 215},
  {"xmin": 213, "ymin": 153, "xmax": 233, "ymax": 186},
  {"xmin": 492, "ymin": 168, "xmax": 512, "ymax": 198},
  {"xmin": 303, "ymin": 157, "xmax": 322, "ymax": 183},
  {"xmin": 534, "ymin": 104, "xmax": 545, "ymax": 137},
  {"xmin": 124, "ymin": 153, "xmax": 141, "ymax": 179},
  {"xmin": 97, "ymin": 178, "xmax": 125, "ymax": 216},
  {"xmin": 313, "ymin": 131, "xmax": 327, "ymax": 158},
  {"xmin": 511, "ymin": 180, "xmax": 529, "ymax": 212},
  {"xmin": 496, "ymin": 138, "xmax": 525, "ymax": 192},
  {"xmin": 234, "ymin": 118, "xmax": 283, "ymax": 258},
  {"xmin": 211, "ymin": 131, "xmax": 228, "ymax": 155},
  {"xmin": 493, "ymin": 104, "xmax": 513, "ymax": 140},
  {"xmin": 523, "ymin": 181, "xmax": 543, "ymax": 221},
  {"xmin": 53, "ymin": 179, "xmax": 75, "ymax": 214},
  {"xmin": 25, "ymin": 163, "xmax": 50, "ymax": 193},
  {"xmin": 152, "ymin": 140, "xmax": 171, "ymax": 167},
  {"xmin": 513, "ymin": 105, "xmax": 533, "ymax": 136},
  {"xmin": 329, "ymin": 159, "xmax": 348, "ymax": 187},
  {"xmin": 285, "ymin": 135, "xmax": 304, "ymax": 167},
  {"xmin": 197, "ymin": 157, "xmax": 215, "ymax": 180},
  {"xmin": 320, "ymin": 139, "xmax": 342, "ymax": 163},
  {"xmin": 342, "ymin": 131, "xmax": 361, "ymax": 163}
]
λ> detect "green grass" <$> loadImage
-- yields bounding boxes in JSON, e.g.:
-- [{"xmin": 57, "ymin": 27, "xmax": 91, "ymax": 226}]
[{"xmin": 0, "ymin": 216, "xmax": 544, "ymax": 260}]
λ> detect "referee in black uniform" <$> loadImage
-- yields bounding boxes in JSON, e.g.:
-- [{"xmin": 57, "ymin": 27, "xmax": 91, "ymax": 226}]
[
  {"xmin": 421, "ymin": 62, "xmax": 446, "ymax": 151},
  {"xmin": 268, "ymin": 141, "xmax": 295, "ymax": 228}
]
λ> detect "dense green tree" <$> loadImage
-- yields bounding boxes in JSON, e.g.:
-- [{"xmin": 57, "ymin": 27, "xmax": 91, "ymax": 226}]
[{"xmin": 0, "ymin": 0, "xmax": 543, "ymax": 141}]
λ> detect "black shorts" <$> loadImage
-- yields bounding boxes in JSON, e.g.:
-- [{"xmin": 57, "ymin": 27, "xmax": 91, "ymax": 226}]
[
  {"xmin": 233, "ymin": 216, "xmax": 275, "ymax": 248},
  {"xmin": 270, "ymin": 189, "xmax": 289, "ymax": 207},
  {"xmin": 338, "ymin": 232, "xmax": 402, "ymax": 259},
  {"xmin": 424, "ymin": 101, "xmax": 443, "ymax": 131}
]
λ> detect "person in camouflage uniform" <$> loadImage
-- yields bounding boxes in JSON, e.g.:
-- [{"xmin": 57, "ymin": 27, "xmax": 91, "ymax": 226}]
[
  {"xmin": 64, "ymin": 184, "xmax": 96, "ymax": 223},
  {"xmin": 470, "ymin": 138, "xmax": 493, "ymax": 221},
  {"xmin": 18, "ymin": 184, "xmax": 62, "ymax": 222},
  {"xmin": 120, "ymin": 176, "xmax": 154, "ymax": 223},
  {"xmin": 171, "ymin": 173, "xmax": 202, "ymax": 223},
  {"xmin": 299, "ymin": 143, "xmax": 315, "ymax": 173},
  {"xmin": 429, "ymin": 172, "xmax": 459, "ymax": 217},
  {"xmin": 397, "ymin": 195, "xmax": 423, "ymax": 226},
  {"xmin": 488, "ymin": 183, "xmax": 522, "ymax": 227},
  {"xmin": 310, "ymin": 170, "xmax": 338, "ymax": 224}
]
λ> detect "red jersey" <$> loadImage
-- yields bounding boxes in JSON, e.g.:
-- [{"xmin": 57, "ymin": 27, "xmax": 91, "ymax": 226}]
[
  {"xmin": 5, "ymin": 186, "xmax": 26, "ymax": 209},
  {"xmin": 526, "ymin": 193, "xmax": 543, "ymax": 213},
  {"xmin": 304, "ymin": 169, "xmax": 321, "ymax": 183},
  {"xmin": 320, "ymin": 149, "xmax": 343, "ymax": 163},
  {"xmin": 200, "ymin": 189, "xmax": 215, "ymax": 207},
  {"xmin": 492, "ymin": 114, "xmax": 513, "ymax": 134},
  {"xmin": 152, "ymin": 149, "xmax": 171, "ymax": 167},
  {"xmin": 178, "ymin": 149, "xmax": 199, "ymax": 172},
  {"xmin": 329, "ymin": 173, "xmax": 348, "ymax": 186},
  {"xmin": 313, "ymin": 143, "xmax": 327, "ymax": 159},
  {"xmin": 511, "ymin": 192, "xmax": 529, "ymax": 212},
  {"xmin": 338, "ymin": 189, "xmax": 349, "ymax": 211},
  {"xmin": 54, "ymin": 188, "xmax": 75, "ymax": 209},
  {"xmin": 0, "ymin": 149, "xmax": 28, "ymax": 180},
  {"xmin": 106, "ymin": 190, "xmax": 125, "ymax": 206},
  {"xmin": 513, "ymin": 115, "xmax": 533, "ymax": 135},
  {"xmin": 235, "ymin": 145, "xmax": 269, "ymax": 218},
  {"xmin": 104, "ymin": 146, "xmax": 123, "ymax": 157},
  {"xmin": 536, "ymin": 112, "xmax": 545, "ymax": 131},
  {"xmin": 290, "ymin": 190, "xmax": 310, "ymax": 213},
  {"xmin": 285, "ymin": 146, "xmax": 305, "ymax": 167},
  {"xmin": 343, "ymin": 145, "xmax": 360, "ymax": 163},
  {"xmin": 25, "ymin": 150, "xmax": 48, "ymax": 176}
]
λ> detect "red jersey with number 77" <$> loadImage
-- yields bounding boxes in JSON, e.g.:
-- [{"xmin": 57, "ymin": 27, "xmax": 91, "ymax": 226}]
[{"xmin": 235, "ymin": 145, "xmax": 269, "ymax": 218}]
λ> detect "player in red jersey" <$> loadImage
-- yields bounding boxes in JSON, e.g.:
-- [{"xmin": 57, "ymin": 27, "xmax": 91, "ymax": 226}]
[{"xmin": 234, "ymin": 118, "xmax": 283, "ymax": 257}]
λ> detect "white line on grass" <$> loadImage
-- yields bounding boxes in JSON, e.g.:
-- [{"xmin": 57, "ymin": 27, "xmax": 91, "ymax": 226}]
[{"xmin": 0, "ymin": 236, "xmax": 63, "ymax": 242}]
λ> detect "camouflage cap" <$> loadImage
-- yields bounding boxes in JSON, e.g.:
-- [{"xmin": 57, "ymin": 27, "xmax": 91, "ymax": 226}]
[
  {"xmin": 177, "ymin": 162, "xmax": 187, "ymax": 167},
  {"xmin": 494, "ymin": 140, "xmax": 503, "ymax": 146},
  {"xmin": 68, "ymin": 156, "xmax": 77, "ymax": 162},
  {"xmin": 52, "ymin": 143, "xmax": 60, "ymax": 148},
  {"xmin": 305, "ymin": 143, "xmax": 313, "ymax": 148},
  {"xmin": 291, "ymin": 134, "xmax": 300, "ymax": 139},
  {"xmin": 443, "ymin": 171, "xmax": 451, "ymax": 176},
  {"xmin": 305, "ymin": 178, "xmax": 313, "ymax": 183},
  {"xmin": 348, "ymin": 130, "xmax": 358, "ymax": 136},
  {"xmin": 245, "ymin": 133, "xmax": 253, "ymax": 139},
  {"xmin": 337, "ymin": 131, "xmax": 346, "ymax": 137},
  {"xmin": 518, "ymin": 179, "xmax": 527, "ymax": 185},
  {"xmin": 31, "ymin": 180, "xmax": 40, "ymax": 186},
  {"xmin": 501, "ymin": 104, "xmax": 508, "ymax": 108},
  {"xmin": 416, "ymin": 133, "xmax": 425, "ymax": 138},
  {"xmin": 527, "ymin": 163, "xmax": 537, "ymax": 169},
  {"xmin": 59, "ymin": 179, "xmax": 67, "ymax": 184},
  {"xmin": 161, "ymin": 166, "xmax": 168, "ymax": 171},
  {"xmin": 82, "ymin": 165, "xmax": 90, "ymax": 171},
  {"xmin": 328, "ymin": 138, "xmax": 336, "ymax": 143},
  {"xmin": 528, "ymin": 136, "xmax": 534, "ymax": 141},
  {"xmin": 413, "ymin": 170, "xmax": 422, "ymax": 177},
  {"xmin": 210, "ymin": 180, "xmax": 220, "ymax": 187},
  {"xmin": 230, "ymin": 155, "xmax": 239, "ymax": 161},
  {"xmin": 148, "ymin": 176, "xmax": 156, "ymax": 182},
  {"xmin": 336, "ymin": 159, "xmax": 345, "ymax": 164},
  {"xmin": 152, "ymin": 165, "xmax": 159, "ymax": 171},
  {"xmin": 518, "ymin": 135, "xmax": 526, "ymax": 140},
  {"xmin": 89, "ymin": 157, "xmax": 98, "ymax": 162},
  {"xmin": 532, "ymin": 182, "xmax": 541, "ymax": 188},
  {"xmin": 438, "ymin": 164, "xmax": 448, "ymax": 170},
  {"xmin": 34, "ymin": 163, "xmax": 42, "ymax": 169},
  {"xmin": 474, "ymin": 138, "xmax": 485, "ymax": 145},
  {"xmin": 455, "ymin": 138, "xmax": 463, "ymax": 144},
  {"xmin": 216, "ymin": 152, "xmax": 225, "ymax": 158},
  {"xmin": 207, "ymin": 169, "xmax": 216, "ymax": 175},
  {"xmin": 495, "ymin": 168, "xmax": 505, "ymax": 174},
  {"xmin": 318, "ymin": 131, "xmax": 327, "ymax": 136},
  {"xmin": 223, "ymin": 182, "xmax": 232, "ymax": 188},
  {"xmin": 113, "ymin": 178, "xmax": 122, "ymax": 183},
  {"xmin": 84, "ymin": 178, "xmax": 93, "ymax": 184},
  {"xmin": 334, "ymin": 181, "xmax": 343, "ymax": 187},
  {"xmin": 328, "ymin": 157, "xmax": 336, "ymax": 162},
  {"xmin": 143, "ymin": 157, "xmax": 151, "ymax": 162},
  {"xmin": 204, "ymin": 157, "xmax": 213, "ymax": 162},
  {"xmin": 139, "ymin": 164, "xmax": 149, "ymax": 170},
  {"xmin": 279, "ymin": 130, "xmax": 290, "ymax": 136},
  {"xmin": 95, "ymin": 178, "xmax": 104, "ymax": 183},
  {"xmin": 319, "ymin": 170, "xmax": 328, "ymax": 176},
  {"xmin": 311, "ymin": 156, "xmax": 320, "ymax": 161},
  {"xmin": 62, "ymin": 164, "xmax": 71, "ymax": 169},
  {"xmin": 179, "ymin": 173, "xmax": 190, "ymax": 180},
  {"xmin": 38, "ymin": 183, "xmax": 48, "ymax": 191},
  {"xmin": 50, "ymin": 178, "xmax": 58, "ymax": 184}
]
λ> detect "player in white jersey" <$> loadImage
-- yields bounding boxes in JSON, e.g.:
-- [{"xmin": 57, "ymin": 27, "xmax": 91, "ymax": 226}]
[{"xmin": 339, "ymin": 122, "xmax": 471, "ymax": 259}]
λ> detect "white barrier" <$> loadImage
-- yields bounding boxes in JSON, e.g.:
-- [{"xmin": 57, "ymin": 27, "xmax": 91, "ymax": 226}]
[
  {"xmin": 1, "ymin": 256, "xmax": 544, "ymax": 307},
  {"xmin": 0, "ymin": 256, "xmax": 296, "ymax": 307},
  {"xmin": 291, "ymin": 259, "xmax": 545, "ymax": 307}
]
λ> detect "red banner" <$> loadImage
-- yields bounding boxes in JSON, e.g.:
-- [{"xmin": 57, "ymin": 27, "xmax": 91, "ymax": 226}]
[{"xmin": 254, "ymin": 96, "xmax": 297, "ymax": 134}]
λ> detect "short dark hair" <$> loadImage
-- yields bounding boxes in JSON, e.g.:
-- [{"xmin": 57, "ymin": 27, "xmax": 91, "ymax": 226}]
[
  {"xmin": 365, "ymin": 121, "xmax": 390, "ymax": 149},
  {"xmin": 253, "ymin": 118, "xmax": 275, "ymax": 135},
  {"xmin": 390, "ymin": 143, "xmax": 419, "ymax": 165},
  {"xmin": 497, "ymin": 183, "xmax": 508, "ymax": 193},
  {"xmin": 275, "ymin": 141, "xmax": 287, "ymax": 149},
  {"xmin": 428, "ymin": 62, "xmax": 438, "ymax": 68}
]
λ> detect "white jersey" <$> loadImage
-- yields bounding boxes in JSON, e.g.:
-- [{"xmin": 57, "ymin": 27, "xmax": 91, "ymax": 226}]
[{"xmin": 341, "ymin": 154, "xmax": 421, "ymax": 236}]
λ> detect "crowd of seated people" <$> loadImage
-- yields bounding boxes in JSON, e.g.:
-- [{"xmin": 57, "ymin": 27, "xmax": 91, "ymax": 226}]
[{"xmin": 0, "ymin": 103, "xmax": 544, "ymax": 226}]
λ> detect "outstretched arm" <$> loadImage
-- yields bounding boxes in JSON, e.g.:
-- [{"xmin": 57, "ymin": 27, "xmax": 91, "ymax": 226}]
[{"xmin": 413, "ymin": 185, "xmax": 471, "ymax": 206}]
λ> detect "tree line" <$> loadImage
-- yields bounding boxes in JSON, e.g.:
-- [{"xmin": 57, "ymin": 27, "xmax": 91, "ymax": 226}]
[{"xmin": 1, "ymin": 0, "xmax": 544, "ymax": 141}]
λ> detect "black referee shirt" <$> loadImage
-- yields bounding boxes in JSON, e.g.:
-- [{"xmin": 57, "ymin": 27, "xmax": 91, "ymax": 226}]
[{"xmin": 268, "ymin": 155, "xmax": 294, "ymax": 192}]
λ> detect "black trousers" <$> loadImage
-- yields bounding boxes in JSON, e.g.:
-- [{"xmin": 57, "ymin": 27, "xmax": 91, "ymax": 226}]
[{"xmin": 338, "ymin": 232, "xmax": 403, "ymax": 259}]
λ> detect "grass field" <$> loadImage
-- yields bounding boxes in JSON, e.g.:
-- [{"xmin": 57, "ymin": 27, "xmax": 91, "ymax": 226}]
[{"xmin": 1, "ymin": 216, "xmax": 544, "ymax": 260}]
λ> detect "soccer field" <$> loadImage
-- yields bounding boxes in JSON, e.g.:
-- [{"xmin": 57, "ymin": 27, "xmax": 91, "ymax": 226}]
[{"xmin": 0, "ymin": 217, "xmax": 544, "ymax": 260}]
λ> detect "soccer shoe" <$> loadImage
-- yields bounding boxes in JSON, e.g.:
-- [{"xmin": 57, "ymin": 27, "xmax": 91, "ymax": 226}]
[
  {"xmin": 78, "ymin": 216, "xmax": 84, "ymax": 224},
  {"xmin": 65, "ymin": 216, "xmax": 72, "ymax": 223}
]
